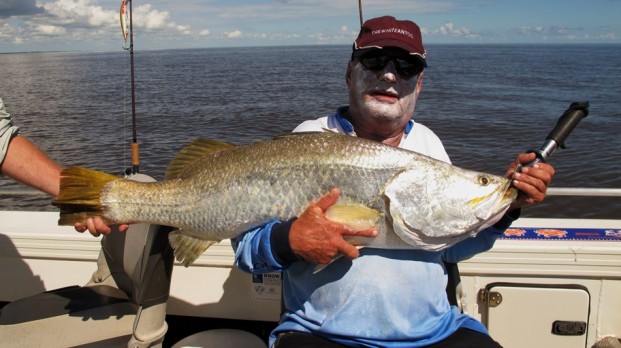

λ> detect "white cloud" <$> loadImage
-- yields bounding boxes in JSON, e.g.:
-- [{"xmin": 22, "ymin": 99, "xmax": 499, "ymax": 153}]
[
  {"xmin": 224, "ymin": 30, "xmax": 242, "ymax": 39},
  {"xmin": 176, "ymin": 25, "xmax": 191, "ymax": 35},
  {"xmin": 0, "ymin": 0, "xmax": 194, "ymax": 49},
  {"xmin": 41, "ymin": 0, "xmax": 116, "ymax": 28},
  {"xmin": 0, "ymin": 0, "xmax": 617, "ymax": 51},
  {"xmin": 36, "ymin": 24, "xmax": 67, "ymax": 35},
  {"xmin": 516, "ymin": 25, "xmax": 596, "ymax": 41},
  {"xmin": 134, "ymin": 4, "xmax": 169, "ymax": 30},
  {"xmin": 598, "ymin": 32, "xmax": 616, "ymax": 40},
  {"xmin": 428, "ymin": 22, "xmax": 479, "ymax": 39}
]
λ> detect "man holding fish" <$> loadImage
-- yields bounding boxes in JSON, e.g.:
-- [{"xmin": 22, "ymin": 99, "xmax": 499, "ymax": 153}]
[
  {"xmin": 233, "ymin": 16, "xmax": 554, "ymax": 348},
  {"xmin": 62, "ymin": 15, "xmax": 554, "ymax": 348}
]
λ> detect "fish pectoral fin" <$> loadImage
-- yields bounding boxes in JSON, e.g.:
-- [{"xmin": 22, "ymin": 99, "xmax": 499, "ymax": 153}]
[
  {"xmin": 324, "ymin": 203, "xmax": 381, "ymax": 230},
  {"xmin": 311, "ymin": 246, "xmax": 364, "ymax": 274},
  {"xmin": 168, "ymin": 230, "xmax": 219, "ymax": 267},
  {"xmin": 312, "ymin": 255, "xmax": 343, "ymax": 274}
]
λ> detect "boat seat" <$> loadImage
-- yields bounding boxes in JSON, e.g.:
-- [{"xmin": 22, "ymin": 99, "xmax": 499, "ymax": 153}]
[
  {"xmin": 171, "ymin": 328, "xmax": 267, "ymax": 348},
  {"xmin": 0, "ymin": 173, "xmax": 174, "ymax": 348}
]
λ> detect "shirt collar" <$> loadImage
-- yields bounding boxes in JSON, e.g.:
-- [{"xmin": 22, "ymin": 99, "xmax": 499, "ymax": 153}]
[{"xmin": 335, "ymin": 106, "xmax": 414, "ymax": 135}]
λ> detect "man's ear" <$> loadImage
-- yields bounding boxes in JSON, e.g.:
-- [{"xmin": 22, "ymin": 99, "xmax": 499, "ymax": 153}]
[
  {"xmin": 345, "ymin": 62, "xmax": 353, "ymax": 88},
  {"xmin": 414, "ymin": 72, "xmax": 424, "ymax": 98}
]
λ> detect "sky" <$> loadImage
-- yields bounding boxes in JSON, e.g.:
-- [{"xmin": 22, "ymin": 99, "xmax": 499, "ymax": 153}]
[{"xmin": 1, "ymin": 0, "xmax": 620, "ymax": 53}]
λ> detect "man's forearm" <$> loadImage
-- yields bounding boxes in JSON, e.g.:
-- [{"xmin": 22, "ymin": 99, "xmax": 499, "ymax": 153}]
[{"xmin": 1, "ymin": 135, "xmax": 62, "ymax": 196}]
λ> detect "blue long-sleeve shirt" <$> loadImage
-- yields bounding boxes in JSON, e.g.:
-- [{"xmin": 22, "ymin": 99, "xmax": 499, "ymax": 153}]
[{"xmin": 233, "ymin": 108, "xmax": 516, "ymax": 347}]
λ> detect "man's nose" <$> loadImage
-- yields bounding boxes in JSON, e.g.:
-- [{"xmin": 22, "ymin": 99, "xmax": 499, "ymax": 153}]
[{"xmin": 379, "ymin": 61, "xmax": 398, "ymax": 82}]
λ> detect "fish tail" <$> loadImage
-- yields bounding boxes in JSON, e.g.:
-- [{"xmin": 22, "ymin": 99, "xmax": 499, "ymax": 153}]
[
  {"xmin": 52, "ymin": 167, "xmax": 118, "ymax": 226},
  {"xmin": 168, "ymin": 230, "xmax": 218, "ymax": 266}
]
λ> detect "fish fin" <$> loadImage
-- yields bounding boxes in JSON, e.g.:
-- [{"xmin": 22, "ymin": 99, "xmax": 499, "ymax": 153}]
[
  {"xmin": 52, "ymin": 167, "xmax": 118, "ymax": 226},
  {"xmin": 312, "ymin": 246, "xmax": 365, "ymax": 274},
  {"xmin": 312, "ymin": 259, "xmax": 339, "ymax": 274},
  {"xmin": 322, "ymin": 203, "xmax": 375, "ymax": 272},
  {"xmin": 165, "ymin": 138, "xmax": 237, "ymax": 179},
  {"xmin": 168, "ymin": 230, "xmax": 219, "ymax": 267},
  {"xmin": 325, "ymin": 203, "xmax": 381, "ymax": 230}
]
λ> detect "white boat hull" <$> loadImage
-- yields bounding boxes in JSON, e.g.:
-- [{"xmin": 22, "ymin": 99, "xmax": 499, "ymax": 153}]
[{"xmin": 1, "ymin": 211, "xmax": 619, "ymax": 347}]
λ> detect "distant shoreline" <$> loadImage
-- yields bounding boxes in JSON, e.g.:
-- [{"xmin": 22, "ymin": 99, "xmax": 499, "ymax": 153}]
[{"xmin": 2, "ymin": 42, "xmax": 620, "ymax": 55}]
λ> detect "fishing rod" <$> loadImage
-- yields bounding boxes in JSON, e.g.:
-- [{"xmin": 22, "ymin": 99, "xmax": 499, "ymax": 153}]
[
  {"xmin": 358, "ymin": 0, "xmax": 364, "ymax": 27},
  {"xmin": 515, "ymin": 101, "xmax": 590, "ymax": 174},
  {"xmin": 121, "ymin": 0, "xmax": 140, "ymax": 175}
]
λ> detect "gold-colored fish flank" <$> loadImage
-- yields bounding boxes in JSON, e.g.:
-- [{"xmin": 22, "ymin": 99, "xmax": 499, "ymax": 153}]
[{"xmin": 53, "ymin": 131, "xmax": 517, "ymax": 266}]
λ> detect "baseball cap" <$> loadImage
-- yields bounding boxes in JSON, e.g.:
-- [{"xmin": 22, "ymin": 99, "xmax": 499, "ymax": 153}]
[{"xmin": 353, "ymin": 16, "xmax": 427, "ymax": 67}]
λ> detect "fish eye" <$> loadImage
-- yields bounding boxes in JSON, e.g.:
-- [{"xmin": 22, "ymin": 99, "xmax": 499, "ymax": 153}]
[{"xmin": 478, "ymin": 175, "xmax": 490, "ymax": 186}]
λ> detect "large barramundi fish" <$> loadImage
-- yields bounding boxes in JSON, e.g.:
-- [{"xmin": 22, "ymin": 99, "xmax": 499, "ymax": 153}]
[{"xmin": 53, "ymin": 131, "xmax": 517, "ymax": 266}]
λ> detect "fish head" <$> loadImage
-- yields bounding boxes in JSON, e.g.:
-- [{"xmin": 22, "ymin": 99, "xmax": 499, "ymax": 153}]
[{"xmin": 384, "ymin": 164, "xmax": 517, "ymax": 250}]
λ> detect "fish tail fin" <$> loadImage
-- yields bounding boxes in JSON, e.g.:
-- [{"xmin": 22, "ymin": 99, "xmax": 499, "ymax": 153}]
[
  {"xmin": 52, "ymin": 167, "xmax": 118, "ymax": 226},
  {"xmin": 168, "ymin": 230, "xmax": 218, "ymax": 266}
]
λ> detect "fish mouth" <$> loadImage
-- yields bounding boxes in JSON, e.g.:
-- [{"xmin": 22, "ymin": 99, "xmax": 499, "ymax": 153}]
[
  {"xmin": 495, "ymin": 181, "xmax": 518, "ymax": 215},
  {"xmin": 503, "ymin": 186, "xmax": 518, "ymax": 202},
  {"xmin": 469, "ymin": 178, "xmax": 516, "ymax": 209},
  {"xmin": 500, "ymin": 178, "xmax": 518, "ymax": 203}
]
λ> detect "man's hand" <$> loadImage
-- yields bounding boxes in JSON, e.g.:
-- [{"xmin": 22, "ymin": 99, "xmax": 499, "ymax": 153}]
[
  {"xmin": 289, "ymin": 188, "xmax": 377, "ymax": 264},
  {"xmin": 505, "ymin": 153, "xmax": 555, "ymax": 211},
  {"xmin": 74, "ymin": 218, "xmax": 129, "ymax": 237}
]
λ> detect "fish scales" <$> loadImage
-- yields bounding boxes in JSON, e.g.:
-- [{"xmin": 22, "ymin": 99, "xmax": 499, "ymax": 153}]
[
  {"xmin": 54, "ymin": 132, "xmax": 516, "ymax": 266},
  {"xmin": 95, "ymin": 135, "xmax": 401, "ymax": 237}
]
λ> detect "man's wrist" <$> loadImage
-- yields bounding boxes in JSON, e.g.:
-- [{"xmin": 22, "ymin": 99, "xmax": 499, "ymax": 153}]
[
  {"xmin": 270, "ymin": 218, "xmax": 301, "ymax": 264},
  {"xmin": 493, "ymin": 208, "xmax": 521, "ymax": 230}
]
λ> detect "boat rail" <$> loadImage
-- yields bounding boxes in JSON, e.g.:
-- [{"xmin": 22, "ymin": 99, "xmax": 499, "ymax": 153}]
[{"xmin": 0, "ymin": 189, "xmax": 49, "ymax": 196}]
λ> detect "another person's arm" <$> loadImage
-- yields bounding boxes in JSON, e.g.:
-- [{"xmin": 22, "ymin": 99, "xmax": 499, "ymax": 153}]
[
  {"xmin": 1, "ymin": 135, "xmax": 61, "ymax": 196},
  {"xmin": 1, "ymin": 97, "xmax": 125, "ymax": 236},
  {"xmin": 1, "ymin": 98, "xmax": 61, "ymax": 195}
]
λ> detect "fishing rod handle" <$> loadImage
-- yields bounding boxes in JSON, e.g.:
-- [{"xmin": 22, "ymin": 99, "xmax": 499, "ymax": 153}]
[
  {"xmin": 526, "ymin": 138, "xmax": 560, "ymax": 167},
  {"xmin": 546, "ymin": 101, "xmax": 589, "ymax": 150},
  {"xmin": 518, "ymin": 101, "xmax": 590, "ymax": 170},
  {"xmin": 516, "ymin": 153, "xmax": 546, "ymax": 174}
]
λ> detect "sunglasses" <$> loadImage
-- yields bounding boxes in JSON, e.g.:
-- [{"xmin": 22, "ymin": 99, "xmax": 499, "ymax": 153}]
[{"xmin": 356, "ymin": 53, "xmax": 424, "ymax": 78}]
